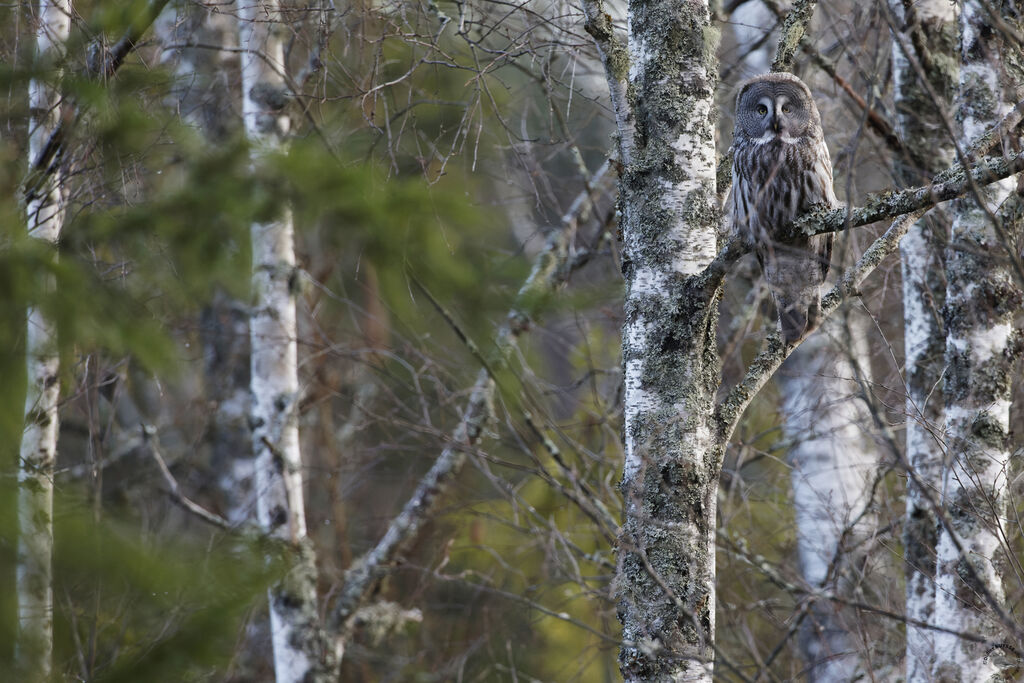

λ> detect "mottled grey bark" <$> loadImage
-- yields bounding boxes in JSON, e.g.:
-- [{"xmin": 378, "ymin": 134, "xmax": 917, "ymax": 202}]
[
  {"xmin": 201, "ymin": 293, "xmax": 254, "ymax": 525},
  {"xmin": 615, "ymin": 0, "xmax": 721, "ymax": 679},
  {"xmin": 237, "ymin": 2, "xmax": 337, "ymax": 680},
  {"xmin": 931, "ymin": 2, "xmax": 1024, "ymax": 679},
  {"xmin": 887, "ymin": 1, "xmax": 957, "ymax": 679},
  {"xmin": 769, "ymin": 0, "xmax": 817, "ymax": 73},
  {"xmin": 17, "ymin": 3, "xmax": 70, "ymax": 680}
]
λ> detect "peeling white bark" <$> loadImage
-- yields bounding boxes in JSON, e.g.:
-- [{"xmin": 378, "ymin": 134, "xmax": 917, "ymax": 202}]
[
  {"xmin": 617, "ymin": 0, "xmax": 721, "ymax": 679},
  {"xmin": 238, "ymin": 3, "xmax": 336, "ymax": 680},
  {"xmin": 17, "ymin": 3, "xmax": 70, "ymax": 680},
  {"xmin": 931, "ymin": 2, "xmax": 1018, "ymax": 679},
  {"xmin": 887, "ymin": 1, "xmax": 957, "ymax": 678}
]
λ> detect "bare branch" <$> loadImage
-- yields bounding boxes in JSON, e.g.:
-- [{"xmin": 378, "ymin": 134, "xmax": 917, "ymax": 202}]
[
  {"xmin": 770, "ymin": 0, "xmax": 818, "ymax": 73},
  {"xmin": 795, "ymin": 149, "xmax": 1024, "ymax": 238},
  {"xmin": 95, "ymin": 0, "xmax": 173, "ymax": 78},
  {"xmin": 24, "ymin": 0, "xmax": 173, "ymax": 202},
  {"xmin": 806, "ymin": 50, "xmax": 903, "ymax": 153},
  {"xmin": 581, "ymin": 0, "xmax": 634, "ymax": 165},
  {"xmin": 718, "ymin": 531, "xmax": 993, "ymax": 645},
  {"xmin": 328, "ymin": 160, "xmax": 617, "ymax": 633},
  {"xmin": 714, "ymin": 207, "xmax": 927, "ymax": 444},
  {"xmin": 143, "ymin": 425, "xmax": 236, "ymax": 531}
]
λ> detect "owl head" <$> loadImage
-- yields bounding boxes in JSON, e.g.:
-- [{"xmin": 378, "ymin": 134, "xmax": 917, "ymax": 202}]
[{"xmin": 734, "ymin": 73, "xmax": 822, "ymax": 144}]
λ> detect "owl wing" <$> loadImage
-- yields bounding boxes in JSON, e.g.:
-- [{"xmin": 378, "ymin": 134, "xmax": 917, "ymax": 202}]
[
  {"xmin": 776, "ymin": 136, "xmax": 837, "ymax": 342},
  {"xmin": 729, "ymin": 148, "xmax": 767, "ymax": 249},
  {"xmin": 801, "ymin": 136, "xmax": 839, "ymax": 284}
]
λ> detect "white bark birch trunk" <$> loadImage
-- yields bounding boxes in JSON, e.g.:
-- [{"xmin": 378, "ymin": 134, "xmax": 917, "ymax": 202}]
[
  {"xmin": 932, "ymin": 2, "xmax": 1021, "ymax": 679},
  {"xmin": 616, "ymin": 0, "xmax": 721, "ymax": 679},
  {"xmin": 779, "ymin": 316, "xmax": 876, "ymax": 682},
  {"xmin": 237, "ymin": 3, "xmax": 336, "ymax": 680},
  {"xmin": 887, "ymin": 1, "xmax": 957, "ymax": 679},
  {"xmin": 17, "ymin": 3, "xmax": 70, "ymax": 680}
]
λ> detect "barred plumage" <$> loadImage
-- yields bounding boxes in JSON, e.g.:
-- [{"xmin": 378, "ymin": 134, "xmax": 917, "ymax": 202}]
[{"xmin": 730, "ymin": 73, "xmax": 837, "ymax": 345}]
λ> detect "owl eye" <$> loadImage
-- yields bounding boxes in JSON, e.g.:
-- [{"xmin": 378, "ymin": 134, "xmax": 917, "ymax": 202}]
[
  {"xmin": 756, "ymin": 104, "xmax": 768, "ymax": 116},
  {"xmin": 781, "ymin": 103, "xmax": 792, "ymax": 114}
]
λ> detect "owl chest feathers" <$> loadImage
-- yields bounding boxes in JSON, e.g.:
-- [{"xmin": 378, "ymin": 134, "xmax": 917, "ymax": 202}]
[{"xmin": 731, "ymin": 136, "xmax": 836, "ymax": 246}]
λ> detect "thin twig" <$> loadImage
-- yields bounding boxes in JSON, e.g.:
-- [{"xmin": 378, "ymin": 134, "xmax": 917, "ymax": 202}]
[
  {"xmin": 770, "ymin": 0, "xmax": 818, "ymax": 73},
  {"xmin": 142, "ymin": 425, "xmax": 234, "ymax": 531},
  {"xmin": 24, "ymin": 0, "xmax": 172, "ymax": 203},
  {"xmin": 328, "ymin": 160, "xmax": 617, "ymax": 633}
]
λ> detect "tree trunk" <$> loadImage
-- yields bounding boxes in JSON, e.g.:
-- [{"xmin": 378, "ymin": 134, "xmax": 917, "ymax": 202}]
[
  {"xmin": 932, "ymin": 1, "xmax": 1023, "ymax": 679},
  {"xmin": 779, "ymin": 315, "xmax": 876, "ymax": 682},
  {"xmin": 157, "ymin": 5, "xmax": 268, "ymax": 678},
  {"xmin": 616, "ymin": 0, "xmax": 722, "ymax": 679},
  {"xmin": 17, "ymin": 2, "xmax": 70, "ymax": 680},
  {"xmin": 157, "ymin": 0, "xmax": 254, "ymax": 528},
  {"xmin": 237, "ymin": 2, "xmax": 337, "ymax": 680},
  {"xmin": 887, "ymin": 1, "xmax": 957, "ymax": 679}
]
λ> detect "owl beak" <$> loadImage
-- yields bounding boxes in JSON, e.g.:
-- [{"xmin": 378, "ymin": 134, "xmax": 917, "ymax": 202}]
[{"xmin": 771, "ymin": 117, "xmax": 780, "ymax": 133}]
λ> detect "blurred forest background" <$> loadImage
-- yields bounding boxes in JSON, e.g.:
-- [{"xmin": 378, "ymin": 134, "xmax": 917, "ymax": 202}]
[{"xmin": 1, "ymin": 0, "xmax": 1022, "ymax": 681}]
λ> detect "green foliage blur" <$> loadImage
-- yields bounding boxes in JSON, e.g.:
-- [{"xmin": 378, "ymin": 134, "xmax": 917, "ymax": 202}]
[
  {"xmin": 0, "ymin": 490, "xmax": 277, "ymax": 682},
  {"xmin": 0, "ymin": 0, "xmax": 627, "ymax": 679}
]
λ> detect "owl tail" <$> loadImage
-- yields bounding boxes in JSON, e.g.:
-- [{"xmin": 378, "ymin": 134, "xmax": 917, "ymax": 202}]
[{"xmin": 776, "ymin": 289, "xmax": 820, "ymax": 346}]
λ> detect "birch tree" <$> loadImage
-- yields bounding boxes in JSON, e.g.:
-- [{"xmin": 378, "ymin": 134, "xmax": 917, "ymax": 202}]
[
  {"xmin": 17, "ymin": 2, "xmax": 70, "ymax": 679},
  {"xmin": 887, "ymin": 1, "xmax": 957, "ymax": 679},
  {"xmin": 608, "ymin": 0, "xmax": 721, "ymax": 676},
  {"xmin": 581, "ymin": 0, "xmax": 1024, "ymax": 677},
  {"xmin": 237, "ymin": 3, "xmax": 336, "ymax": 680},
  {"xmin": 932, "ymin": 2, "xmax": 1023, "ymax": 678},
  {"xmin": 779, "ymin": 316, "xmax": 878, "ymax": 681}
]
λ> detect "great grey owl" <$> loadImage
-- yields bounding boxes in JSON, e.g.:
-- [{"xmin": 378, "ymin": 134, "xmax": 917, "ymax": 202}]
[{"xmin": 730, "ymin": 72, "xmax": 837, "ymax": 345}]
